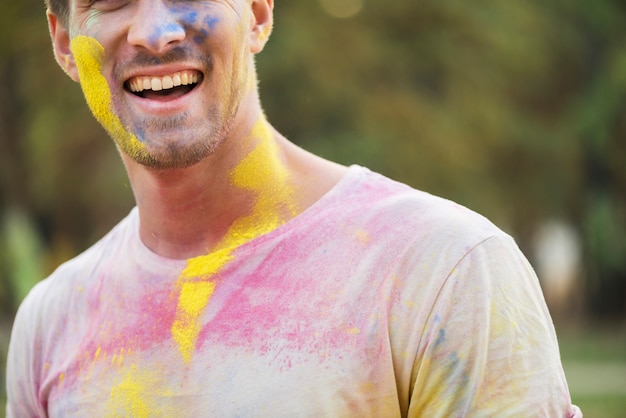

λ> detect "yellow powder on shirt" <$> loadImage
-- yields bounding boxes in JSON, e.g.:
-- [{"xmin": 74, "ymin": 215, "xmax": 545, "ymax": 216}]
[
  {"xmin": 171, "ymin": 116, "xmax": 296, "ymax": 362},
  {"xmin": 107, "ymin": 365, "xmax": 174, "ymax": 418},
  {"xmin": 171, "ymin": 281, "xmax": 217, "ymax": 363}
]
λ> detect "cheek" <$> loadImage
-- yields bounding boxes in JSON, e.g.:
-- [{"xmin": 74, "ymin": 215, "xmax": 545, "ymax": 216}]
[
  {"xmin": 193, "ymin": 14, "xmax": 221, "ymax": 45},
  {"xmin": 70, "ymin": 35, "xmax": 146, "ymax": 156},
  {"xmin": 70, "ymin": 36, "xmax": 115, "ymax": 126}
]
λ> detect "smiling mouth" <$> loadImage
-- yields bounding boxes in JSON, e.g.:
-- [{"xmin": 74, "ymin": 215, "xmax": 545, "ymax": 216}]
[{"xmin": 125, "ymin": 70, "xmax": 202, "ymax": 99}]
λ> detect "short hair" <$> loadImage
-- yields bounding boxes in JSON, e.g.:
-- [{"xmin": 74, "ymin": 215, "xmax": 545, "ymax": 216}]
[{"xmin": 45, "ymin": 0, "xmax": 69, "ymax": 27}]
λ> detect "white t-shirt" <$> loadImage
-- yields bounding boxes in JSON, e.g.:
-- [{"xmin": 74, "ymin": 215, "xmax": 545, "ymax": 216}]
[{"xmin": 6, "ymin": 166, "xmax": 581, "ymax": 417}]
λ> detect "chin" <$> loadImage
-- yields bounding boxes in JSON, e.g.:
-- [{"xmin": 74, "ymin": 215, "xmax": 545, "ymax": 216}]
[{"xmin": 122, "ymin": 134, "xmax": 224, "ymax": 170}]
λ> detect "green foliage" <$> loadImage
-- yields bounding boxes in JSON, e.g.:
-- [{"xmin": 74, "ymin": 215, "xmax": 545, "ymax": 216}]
[
  {"xmin": 0, "ymin": 0, "xmax": 625, "ymax": 318},
  {"xmin": 0, "ymin": 209, "xmax": 44, "ymax": 308}
]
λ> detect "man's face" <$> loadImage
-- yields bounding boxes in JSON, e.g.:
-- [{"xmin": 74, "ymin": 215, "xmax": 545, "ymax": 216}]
[{"xmin": 54, "ymin": 0, "xmax": 267, "ymax": 169}]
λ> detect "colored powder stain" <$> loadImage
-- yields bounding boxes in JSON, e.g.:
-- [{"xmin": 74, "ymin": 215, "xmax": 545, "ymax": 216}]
[
  {"xmin": 171, "ymin": 281, "xmax": 216, "ymax": 363},
  {"xmin": 412, "ymin": 354, "xmax": 452, "ymax": 412},
  {"xmin": 347, "ymin": 327, "xmax": 361, "ymax": 335},
  {"xmin": 107, "ymin": 366, "xmax": 150, "ymax": 418},
  {"xmin": 106, "ymin": 363, "xmax": 177, "ymax": 418},
  {"xmin": 194, "ymin": 34, "xmax": 207, "ymax": 45},
  {"xmin": 231, "ymin": 118, "xmax": 295, "ymax": 215},
  {"xmin": 355, "ymin": 229, "xmax": 370, "ymax": 245},
  {"xmin": 70, "ymin": 36, "xmax": 146, "ymax": 160},
  {"xmin": 258, "ymin": 22, "xmax": 273, "ymax": 44},
  {"xmin": 107, "ymin": 348, "xmax": 128, "ymax": 368},
  {"xmin": 183, "ymin": 12, "xmax": 218, "ymax": 44},
  {"xmin": 182, "ymin": 11, "xmax": 198, "ymax": 25},
  {"xmin": 203, "ymin": 15, "xmax": 220, "ymax": 29},
  {"xmin": 58, "ymin": 373, "xmax": 65, "ymax": 384},
  {"xmin": 153, "ymin": 23, "xmax": 184, "ymax": 43},
  {"xmin": 435, "ymin": 328, "xmax": 446, "ymax": 347},
  {"xmin": 169, "ymin": 4, "xmax": 198, "ymax": 25},
  {"xmin": 247, "ymin": 72, "xmax": 257, "ymax": 91},
  {"xmin": 171, "ymin": 117, "xmax": 296, "ymax": 362}
]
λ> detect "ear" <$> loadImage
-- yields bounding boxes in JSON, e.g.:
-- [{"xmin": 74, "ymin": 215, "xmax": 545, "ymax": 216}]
[
  {"xmin": 48, "ymin": 11, "xmax": 80, "ymax": 81},
  {"xmin": 249, "ymin": 0, "xmax": 274, "ymax": 54}
]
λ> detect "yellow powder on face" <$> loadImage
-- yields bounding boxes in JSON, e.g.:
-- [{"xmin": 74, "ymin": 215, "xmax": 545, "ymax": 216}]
[
  {"xmin": 70, "ymin": 35, "xmax": 147, "ymax": 161},
  {"xmin": 171, "ymin": 116, "xmax": 297, "ymax": 362},
  {"xmin": 258, "ymin": 21, "xmax": 273, "ymax": 45},
  {"xmin": 247, "ymin": 71, "xmax": 257, "ymax": 93}
]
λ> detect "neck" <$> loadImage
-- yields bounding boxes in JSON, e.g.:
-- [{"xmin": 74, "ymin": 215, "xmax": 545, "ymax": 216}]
[{"xmin": 124, "ymin": 115, "xmax": 299, "ymax": 260}]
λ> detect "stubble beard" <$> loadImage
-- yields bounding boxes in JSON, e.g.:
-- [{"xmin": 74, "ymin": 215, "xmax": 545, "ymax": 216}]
[{"xmin": 120, "ymin": 105, "xmax": 238, "ymax": 170}]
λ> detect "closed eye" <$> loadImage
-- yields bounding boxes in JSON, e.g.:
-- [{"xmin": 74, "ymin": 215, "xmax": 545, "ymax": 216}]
[{"xmin": 84, "ymin": 0, "xmax": 131, "ymax": 12}]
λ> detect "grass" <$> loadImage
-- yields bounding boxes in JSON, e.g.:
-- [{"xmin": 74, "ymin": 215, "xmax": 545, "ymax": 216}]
[
  {"xmin": 557, "ymin": 323, "xmax": 626, "ymax": 418},
  {"xmin": 557, "ymin": 325, "xmax": 626, "ymax": 363},
  {"xmin": 571, "ymin": 395, "xmax": 626, "ymax": 418}
]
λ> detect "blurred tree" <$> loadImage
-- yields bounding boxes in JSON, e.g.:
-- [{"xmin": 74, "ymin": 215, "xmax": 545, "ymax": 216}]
[
  {"xmin": 259, "ymin": 0, "xmax": 626, "ymax": 318},
  {"xmin": 550, "ymin": 0, "xmax": 626, "ymax": 317},
  {"xmin": 0, "ymin": 0, "xmax": 134, "ymax": 312}
]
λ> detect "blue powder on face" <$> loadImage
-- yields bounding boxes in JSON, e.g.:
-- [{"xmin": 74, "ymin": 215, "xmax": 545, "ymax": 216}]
[
  {"xmin": 135, "ymin": 127, "xmax": 146, "ymax": 143},
  {"xmin": 144, "ymin": 3, "xmax": 221, "ymax": 46},
  {"xmin": 146, "ymin": 6, "xmax": 202, "ymax": 45},
  {"xmin": 194, "ymin": 15, "xmax": 220, "ymax": 45},
  {"xmin": 147, "ymin": 21, "xmax": 183, "ymax": 46},
  {"xmin": 203, "ymin": 15, "xmax": 219, "ymax": 30},
  {"xmin": 194, "ymin": 29, "xmax": 208, "ymax": 45},
  {"xmin": 178, "ymin": 10, "xmax": 199, "ymax": 26}
]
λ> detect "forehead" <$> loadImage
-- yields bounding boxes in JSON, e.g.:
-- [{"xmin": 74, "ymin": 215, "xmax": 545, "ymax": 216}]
[
  {"xmin": 66, "ymin": 0, "xmax": 254, "ymax": 20},
  {"xmin": 66, "ymin": 0, "xmax": 256, "ymax": 12}
]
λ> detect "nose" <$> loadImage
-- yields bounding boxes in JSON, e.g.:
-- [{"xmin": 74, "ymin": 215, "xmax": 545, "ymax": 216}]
[{"xmin": 127, "ymin": 0, "xmax": 186, "ymax": 53}]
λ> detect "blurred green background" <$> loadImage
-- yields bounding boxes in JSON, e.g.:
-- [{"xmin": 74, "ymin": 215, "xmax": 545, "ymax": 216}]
[{"xmin": 1, "ymin": 0, "xmax": 625, "ymax": 416}]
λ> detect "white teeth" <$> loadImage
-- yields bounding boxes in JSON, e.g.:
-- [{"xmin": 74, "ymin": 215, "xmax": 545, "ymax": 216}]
[
  {"xmin": 128, "ymin": 70, "xmax": 200, "ymax": 93},
  {"xmin": 151, "ymin": 77, "xmax": 163, "ymax": 91}
]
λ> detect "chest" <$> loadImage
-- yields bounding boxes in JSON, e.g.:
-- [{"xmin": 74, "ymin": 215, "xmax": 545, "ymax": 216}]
[{"xmin": 42, "ymin": 268, "xmax": 404, "ymax": 417}]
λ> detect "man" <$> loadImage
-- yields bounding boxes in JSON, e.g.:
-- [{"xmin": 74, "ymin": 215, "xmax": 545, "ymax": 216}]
[{"xmin": 6, "ymin": 0, "xmax": 581, "ymax": 416}]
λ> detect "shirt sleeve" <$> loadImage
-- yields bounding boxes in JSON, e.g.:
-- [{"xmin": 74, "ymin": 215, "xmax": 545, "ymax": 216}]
[
  {"xmin": 6, "ymin": 283, "xmax": 49, "ymax": 418},
  {"xmin": 407, "ymin": 235, "xmax": 582, "ymax": 417}
]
